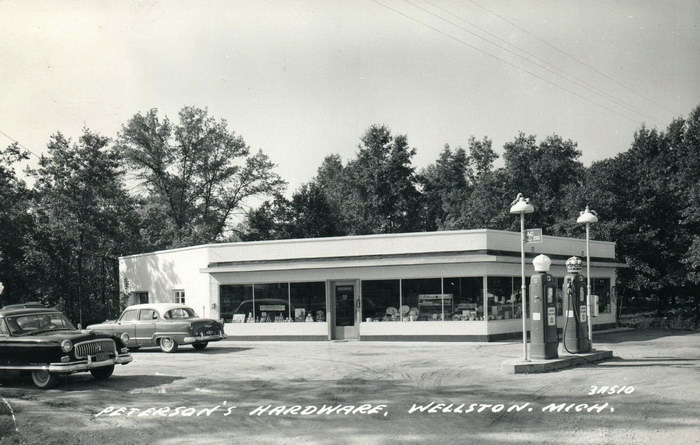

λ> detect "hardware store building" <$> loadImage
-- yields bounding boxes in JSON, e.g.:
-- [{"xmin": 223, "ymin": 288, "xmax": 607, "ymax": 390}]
[{"xmin": 119, "ymin": 229, "xmax": 622, "ymax": 341}]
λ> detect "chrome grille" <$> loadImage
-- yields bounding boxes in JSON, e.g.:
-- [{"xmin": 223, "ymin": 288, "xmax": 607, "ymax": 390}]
[{"xmin": 74, "ymin": 339, "xmax": 116, "ymax": 359}]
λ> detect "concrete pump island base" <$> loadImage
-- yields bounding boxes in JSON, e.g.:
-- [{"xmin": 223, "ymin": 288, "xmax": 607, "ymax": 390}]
[{"xmin": 502, "ymin": 350, "xmax": 614, "ymax": 374}]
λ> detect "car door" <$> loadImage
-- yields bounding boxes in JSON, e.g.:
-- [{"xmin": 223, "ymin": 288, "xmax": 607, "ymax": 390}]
[
  {"xmin": 116, "ymin": 309, "xmax": 138, "ymax": 347},
  {"xmin": 0, "ymin": 319, "xmax": 9, "ymax": 366},
  {"xmin": 135, "ymin": 309, "xmax": 158, "ymax": 346}
]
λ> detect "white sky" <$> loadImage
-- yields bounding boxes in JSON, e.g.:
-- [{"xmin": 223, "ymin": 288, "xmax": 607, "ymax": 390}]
[{"xmin": 1, "ymin": 0, "xmax": 699, "ymax": 194}]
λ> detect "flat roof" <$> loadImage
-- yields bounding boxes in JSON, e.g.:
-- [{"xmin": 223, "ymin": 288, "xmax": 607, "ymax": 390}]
[{"xmin": 120, "ymin": 229, "xmax": 615, "ymax": 261}]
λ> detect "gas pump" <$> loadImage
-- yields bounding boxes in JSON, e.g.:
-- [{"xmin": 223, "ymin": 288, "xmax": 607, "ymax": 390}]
[
  {"xmin": 529, "ymin": 255, "xmax": 559, "ymax": 360},
  {"xmin": 562, "ymin": 256, "xmax": 591, "ymax": 353}
]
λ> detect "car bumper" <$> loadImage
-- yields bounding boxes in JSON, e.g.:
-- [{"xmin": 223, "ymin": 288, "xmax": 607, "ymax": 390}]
[
  {"xmin": 183, "ymin": 333, "xmax": 227, "ymax": 343},
  {"xmin": 48, "ymin": 354, "xmax": 133, "ymax": 374}
]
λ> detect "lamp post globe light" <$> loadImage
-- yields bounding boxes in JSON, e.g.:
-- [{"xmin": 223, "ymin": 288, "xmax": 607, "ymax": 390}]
[
  {"xmin": 577, "ymin": 205, "xmax": 599, "ymax": 349},
  {"xmin": 510, "ymin": 193, "xmax": 534, "ymax": 361}
]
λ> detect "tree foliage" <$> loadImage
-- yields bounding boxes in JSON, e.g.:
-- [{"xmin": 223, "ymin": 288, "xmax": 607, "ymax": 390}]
[
  {"xmin": 0, "ymin": 144, "xmax": 33, "ymax": 306},
  {"xmin": 23, "ymin": 130, "xmax": 140, "ymax": 323},
  {"xmin": 119, "ymin": 106, "xmax": 285, "ymax": 247}
]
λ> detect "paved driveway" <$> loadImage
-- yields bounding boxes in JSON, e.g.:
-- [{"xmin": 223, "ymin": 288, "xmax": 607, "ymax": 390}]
[{"xmin": 1, "ymin": 329, "xmax": 699, "ymax": 445}]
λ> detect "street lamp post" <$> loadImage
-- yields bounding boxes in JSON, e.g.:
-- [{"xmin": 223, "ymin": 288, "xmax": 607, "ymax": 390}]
[
  {"xmin": 577, "ymin": 205, "xmax": 599, "ymax": 349},
  {"xmin": 510, "ymin": 193, "xmax": 534, "ymax": 361}
]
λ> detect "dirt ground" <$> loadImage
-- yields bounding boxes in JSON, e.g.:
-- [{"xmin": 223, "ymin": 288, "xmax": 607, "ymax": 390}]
[{"xmin": 1, "ymin": 328, "xmax": 699, "ymax": 445}]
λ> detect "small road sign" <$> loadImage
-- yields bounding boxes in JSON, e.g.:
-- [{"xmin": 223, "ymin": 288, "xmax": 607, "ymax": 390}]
[{"xmin": 525, "ymin": 228, "xmax": 543, "ymax": 243}]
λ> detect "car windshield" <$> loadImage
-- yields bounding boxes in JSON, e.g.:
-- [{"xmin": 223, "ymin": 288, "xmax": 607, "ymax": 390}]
[
  {"xmin": 163, "ymin": 308, "xmax": 197, "ymax": 319},
  {"xmin": 5, "ymin": 312, "xmax": 76, "ymax": 336}
]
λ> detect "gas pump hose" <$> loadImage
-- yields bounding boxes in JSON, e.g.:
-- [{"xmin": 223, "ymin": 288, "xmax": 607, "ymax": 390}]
[{"xmin": 562, "ymin": 288, "xmax": 595, "ymax": 363}]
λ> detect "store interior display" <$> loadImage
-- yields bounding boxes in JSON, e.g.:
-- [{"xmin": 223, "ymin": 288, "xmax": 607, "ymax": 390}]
[{"xmin": 418, "ymin": 294, "xmax": 452, "ymax": 321}]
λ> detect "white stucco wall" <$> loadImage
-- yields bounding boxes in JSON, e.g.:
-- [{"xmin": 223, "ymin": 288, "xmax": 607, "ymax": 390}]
[{"xmin": 119, "ymin": 246, "xmax": 213, "ymax": 318}]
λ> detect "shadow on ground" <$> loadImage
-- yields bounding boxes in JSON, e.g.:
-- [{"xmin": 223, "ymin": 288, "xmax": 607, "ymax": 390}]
[
  {"xmin": 131, "ymin": 347, "xmax": 252, "ymax": 355},
  {"xmin": 595, "ymin": 328, "xmax": 699, "ymax": 343},
  {"xmin": 0, "ymin": 374, "xmax": 185, "ymax": 393}
]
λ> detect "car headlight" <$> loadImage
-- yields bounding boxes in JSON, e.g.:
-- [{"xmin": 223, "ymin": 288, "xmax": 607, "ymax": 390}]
[
  {"xmin": 61, "ymin": 339, "xmax": 73, "ymax": 353},
  {"xmin": 120, "ymin": 332, "xmax": 130, "ymax": 345}
]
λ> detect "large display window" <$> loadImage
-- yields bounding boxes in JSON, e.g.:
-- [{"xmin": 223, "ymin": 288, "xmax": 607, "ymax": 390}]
[
  {"xmin": 593, "ymin": 278, "xmax": 611, "ymax": 313},
  {"xmin": 402, "ymin": 278, "xmax": 442, "ymax": 321},
  {"xmin": 290, "ymin": 282, "xmax": 326, "ymax": 322},
  {"xmin": 220, "ymin": 282, "xmax": 326, "ymax": 323},
  {"xmin": 486, "ymin": 276, "xmax": 529, "ymax": 320},
  {"xmin": 444, "ymin": 277, "xmax": 484, "ymax": 321},
  {"xmin": 220, "ymin": 284, "xmax": 253, "ymax": 322},
  {"xmin": 362, "ymin": 277, "xmax": 485, "ymax": 322},
  {"xmin": 361, "ymin": 280, "xmax": 400, "ymax": 322},
  {"xmin": 254, "ymin": 283, "xmax": 288, "ymax": 322}
]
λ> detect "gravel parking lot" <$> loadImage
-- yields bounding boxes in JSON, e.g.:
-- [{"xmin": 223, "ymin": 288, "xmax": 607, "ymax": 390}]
[{"xmin": 1, "ymin": 328, "xmax": 699, "ymax": 445}]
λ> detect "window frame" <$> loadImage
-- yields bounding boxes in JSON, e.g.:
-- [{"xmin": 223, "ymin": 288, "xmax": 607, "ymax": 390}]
[
  {"xmin": 133, "ymin": 291, "xmax": 148, "ymax": 305},
  {"xmin": 174, "ymin": 289, "xmax": 186, "ymax": 304},
  {"xmin": 220, "ymin": 280, "xmax": 327, "ymax": 323},
  {"xmin": 138, "ymin": 309, "xmax": 159, "ymax": 321},
  {"xmin": 119, "ymin": 309, "xmax": 138, "ymax": 322}
]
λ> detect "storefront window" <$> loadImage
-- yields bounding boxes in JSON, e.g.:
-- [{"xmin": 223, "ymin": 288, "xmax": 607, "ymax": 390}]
[
  {"xmin": 593, "ymin": 278, "xmax": 611, "ymax": 313},
  {"xmin": 487, "ymin": 277, "xmax": 527, "ymax": 320},
  {"xmin": 362, "ymin": 280, "xmax": 400, "ymax": 322},
  {"xmin": 254, "ymin": 283, "xmax": 289, "ymax": 322},
  {"xmin": 444, "ymin": 277, "xmax": 484, "ymax": 321},
  {"xmin": 220, "ymin": 284, "xmax": 253, "ymax": 322},
  {"xmin": 290, "ymin": 282, "xmax": 326, "ymax": 322},
  {"xmin": 402, "ymin": 278, "xmax": 442, "ymax": 321}
]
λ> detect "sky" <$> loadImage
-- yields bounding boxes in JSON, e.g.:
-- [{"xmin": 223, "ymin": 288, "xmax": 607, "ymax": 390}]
[{"xmin": 1, "ymin": 0, "xmax": 699, "ymax": 195}]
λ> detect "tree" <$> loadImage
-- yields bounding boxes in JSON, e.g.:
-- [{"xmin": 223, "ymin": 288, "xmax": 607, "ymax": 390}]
[
  {"xmin": 561, "ymin": 111, "xmax": 700, "ymax": 315},
  {"xmin": 25, "ymin": 129, "xmax": 140, "ymax": 323},
  {"xmin": 342, "ymin": 125, "xmax": 423, "ymax": 234},
  {"xmin": 118, "ymin": 106, "xmax": 285, "ymax": 247},
  {"xmin": 503, "ymin": 133, "xmax": 585, "ymax": 233},
  {"xmin": 419, "ymin": 144, "xmax": 470, "ymax": 230},
  {"xmin": 0, "ymin": 144, "xmax": 33, "ymax": 305},
  {"xmin": 467, "ymin": 136, "xmax": 499, "ymax": 183},
  {"xmin": 242, "ymin": 183, "xmax": 344, "ymax": 241},
  {"xmin": 420, "ymin": 136, "xmax": 499, "ymax": 231}
]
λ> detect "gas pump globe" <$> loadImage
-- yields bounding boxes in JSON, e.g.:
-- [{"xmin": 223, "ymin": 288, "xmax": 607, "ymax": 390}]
[
  {"xmin": 529, "ymin": 255, "xmax": 559, "ymax": 360},
  {"xmin": 563, "ymin": 256, "xmax": 591, "ymax": 353}
]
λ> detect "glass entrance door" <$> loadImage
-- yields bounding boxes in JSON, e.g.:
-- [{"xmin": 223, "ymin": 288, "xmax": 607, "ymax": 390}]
[{"xmin": 333, "ymin": 284, "xmax": 358, "ymax": 339}]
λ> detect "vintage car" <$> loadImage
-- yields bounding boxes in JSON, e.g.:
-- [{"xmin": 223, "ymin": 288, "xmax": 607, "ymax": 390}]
[
  {"xmin": 0, "ymin": 304, "xmax": 132, "ymax": 389},
  {"xmin": 87, "ymin": 303, "xmax": 226, "ymax": 353}
]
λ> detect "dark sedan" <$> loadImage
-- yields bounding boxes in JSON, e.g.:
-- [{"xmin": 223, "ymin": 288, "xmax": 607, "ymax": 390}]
[{"xmin": 0, "ymin": 304, "xmax": 132, "ymax": 388}]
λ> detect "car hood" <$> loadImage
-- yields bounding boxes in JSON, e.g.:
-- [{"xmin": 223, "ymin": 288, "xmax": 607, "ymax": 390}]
[{"xmin": 13, "ymin": 329, "xmax": 115, "ymax": 344}]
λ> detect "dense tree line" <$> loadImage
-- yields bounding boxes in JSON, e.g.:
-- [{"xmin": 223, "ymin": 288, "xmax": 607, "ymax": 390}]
[
  {"xmin": 243, "ymin": 107, "xmax": 700, "ymax": 317},
  {"xmin": 1, "ymin": 105, "xmax": 699, "ymax": 324}
]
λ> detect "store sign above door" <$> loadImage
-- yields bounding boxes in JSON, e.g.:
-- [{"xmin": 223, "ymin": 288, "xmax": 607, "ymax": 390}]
[{"xmin": 525, "ymin": 228, "xmax": 543, "ymax": 243}]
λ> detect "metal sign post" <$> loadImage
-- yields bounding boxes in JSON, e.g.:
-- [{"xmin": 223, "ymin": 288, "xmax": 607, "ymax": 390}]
[
  {"xmin": 577, "ymin": 206, "xmax": 599, "ymax": 350},
  {"xmin": 510, "ymin": 194, "xmax": 534, "ymax": 362}
]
